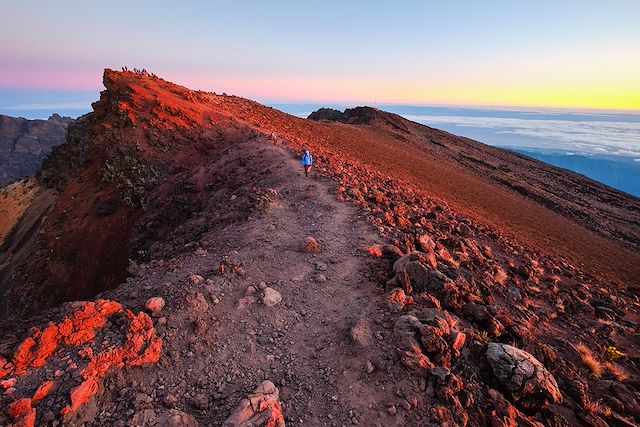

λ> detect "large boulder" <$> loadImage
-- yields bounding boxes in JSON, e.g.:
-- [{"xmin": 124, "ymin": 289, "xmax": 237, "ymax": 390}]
[{"xmin": 486, "ymin": 343, "xmax": 562, "ymax": 411}]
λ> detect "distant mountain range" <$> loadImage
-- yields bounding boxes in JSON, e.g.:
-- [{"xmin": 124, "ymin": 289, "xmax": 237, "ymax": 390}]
[{"xmin": 0, "ymin": 113, "xmax": 74, "ymax": 186}]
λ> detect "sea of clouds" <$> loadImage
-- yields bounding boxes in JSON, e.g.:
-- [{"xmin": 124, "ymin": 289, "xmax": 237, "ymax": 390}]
[{"xmin": 404, "ymin": 114, "xmax": 640, "ymax": 159}]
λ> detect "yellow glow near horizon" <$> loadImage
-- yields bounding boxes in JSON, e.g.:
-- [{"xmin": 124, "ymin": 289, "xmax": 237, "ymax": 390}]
[
  {"xmin": 188, "ymin": 73, "xmax": 640, "ymax": 112},
  {"xmin": 393, "ymin": 82, "xmax": 640, "ymax": 111},
  {"xmin": 185, "ymin": 45, "xmax": 640, "ymax": 111}
]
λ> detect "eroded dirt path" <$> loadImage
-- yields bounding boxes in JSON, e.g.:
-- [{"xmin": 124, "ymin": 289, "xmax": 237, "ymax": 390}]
[{"xmin": 90, "ymin": 139, "xmax": 416, "ymax": 426}]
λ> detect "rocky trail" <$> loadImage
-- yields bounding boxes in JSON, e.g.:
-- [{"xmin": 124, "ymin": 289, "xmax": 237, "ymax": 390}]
[
  {"xmin": 0, "ymin": 138, "xmax": 422, "ymax": 426},
  {"xmin": 88, "ymin": 139, "xmax": 414, "ymax": 426}
]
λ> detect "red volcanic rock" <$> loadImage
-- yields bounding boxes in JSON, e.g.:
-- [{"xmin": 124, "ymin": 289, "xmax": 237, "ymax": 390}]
[
  {"xmin": 32, "ymin": 381, "xmax": 55, "ymax": 403},
  {"xmin": 301, "ymin": 236, "xmax": 320, "ymax": 253},
  {"xmin": 145, "ymin": 296, "xmax": 166, "ymax": 314},
  {"xmin": 6, "ymin": 300, "xmax": 122, "ymax": 375},
  {"xmin": 0, "ymin": 300, "xmax": 161, "ymax": 427},
  {"xmin": 386, "ymin": 288, "xmax": 414, "ymax": 311},
  {"xmin": 367, "ymin": 245, "xmax": 383, "ymax": 257},
  {"xmin": 1, "ymin": 377, "xmax": 17, "ymax": 389},
  {"xmin": 223, "ymin": 380, "xmax": 285, "ymax": 427},
  {"xmin": 417, "ymin": 234, "xmax": 436, "ymax": 252}
]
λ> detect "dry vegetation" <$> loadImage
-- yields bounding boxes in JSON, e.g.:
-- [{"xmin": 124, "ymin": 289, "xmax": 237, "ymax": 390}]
[
  {"xmin": 603, "ymin": 361, "xmax": 628, "ymax": 381},
  {"xmin": 576, "ymin": 343, "xmax": 603, "ymax": 377}
]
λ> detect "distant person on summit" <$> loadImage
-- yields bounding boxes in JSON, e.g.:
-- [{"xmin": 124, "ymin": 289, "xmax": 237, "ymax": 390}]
[{"xmin": 301, "ymin": 150, "xmax": 314, "ymax": 177}]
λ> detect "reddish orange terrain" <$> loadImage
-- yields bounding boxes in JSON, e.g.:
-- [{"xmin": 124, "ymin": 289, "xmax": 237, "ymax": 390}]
[{"xmin": 0, "ymin": 70, "xmax": 639, "ymax": 426}]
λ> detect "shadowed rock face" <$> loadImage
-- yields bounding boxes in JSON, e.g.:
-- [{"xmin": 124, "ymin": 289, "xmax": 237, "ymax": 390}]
[
  {"xmin": 0, "ymin": 114, "xmax": 74, "ymax": 187},
  {"xmin": 308, "ymin": 106, "xmax": 410, "ymax": 129}
]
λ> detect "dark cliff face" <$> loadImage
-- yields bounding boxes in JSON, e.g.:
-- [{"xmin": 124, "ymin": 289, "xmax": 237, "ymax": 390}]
[
  {"xmin": 308, "ymin": 106, "xmax": 411, "ymax": 131},
  {"xmin": 0, "ymin": 114, "xmax": 74, "ymax": 187},
  {"xmin": 308, "ymin": 106, "xmax": 384, "ymax": 125}
]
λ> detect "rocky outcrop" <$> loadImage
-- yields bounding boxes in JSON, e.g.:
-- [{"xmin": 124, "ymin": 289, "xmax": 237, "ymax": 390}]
[
  {"xmin": 0, "ymin": 299, "xmax": 162, "ymax": 426},
  {"xmin": 387, "ymin": 251, "xmax": 477, "ymax": 309},
  {"xmin": 0, "ymin": 114, "xmax": 73, "ymax": 187},
  {"xmin": 308, "ymin": 106, "xmax": 410, "ymax": 130}
]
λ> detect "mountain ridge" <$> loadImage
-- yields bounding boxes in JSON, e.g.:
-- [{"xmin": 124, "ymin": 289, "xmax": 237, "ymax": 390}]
[
  {"xmin": 0, "ymin": 69, "xmax": 639, "ymax": 426},
  {"xmin": 0, "ymin": 113, "xmax": 73, "ymax": 187}
]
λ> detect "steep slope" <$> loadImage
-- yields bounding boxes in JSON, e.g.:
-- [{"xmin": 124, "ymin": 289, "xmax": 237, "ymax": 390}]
[
  {"xmin": 1, "ymin": 70, "xmax": 639, "ymax": 426},
  {"xmin": 308, "ymin": 106, "xmax": 640, "ymax": 251},
  {"xmin": 0, "ymin": 114, "xmax": 73, "ymax": 187}
]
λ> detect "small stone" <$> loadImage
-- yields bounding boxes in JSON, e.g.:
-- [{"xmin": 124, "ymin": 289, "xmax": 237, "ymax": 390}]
[
  {"xmin": 451, "ymin": 330, "xmax": 466, "ymax": 352},
  {"xmin": 402, "ymin": 400, "xmax": 412, "ymax": 411},
  {"xmin": 134, "ymin": 392, "xmax": 153, "ymax": 406},
  {"xmin": 193, "ymin": 318, "xmax": 208, "ymax": 334},
  {"xmin": 164, "ymin": 394, "xmax": 179, "ymax": 408},
  {"xmin": 331, "ymin": 395, "xmax": 339, "ymax": 401},
  {"xmin": 157, "ymin": 409, "xmax": 198, "ymax": 426},
  {"xmin": 189, "ymin": 274, "xmax": 205, "ymax": 285},
  {"xmin": 258, "ymin": 281, "xmax": 269, "ymax": 290},
  {"xmin": 432, "ymin": 366, "xmax": 450, "ymax": 382},
  {"xmin": 425, "ymin": 384, "xmax": 435, "ymax": 397},
  {"xmin": 192, "ymin": 393, "xmax": 209, "ymax": 410},
  {"xmin": 458, "ymin": 223, "xmax": 471, "ymax": 236},
  {"xmin": 301, "ymin": 236, "xmax": 321, "ymax": 253},
  {"xmin": 237, "ymin": 296, "xmax": 257, "ymax": 309},
  {"xmin": 43, "ymin": 410, "xmax": 56, "ymax": 422},
  {"xmin": 245, "ymin": 286, "xmax": 258, "ymax": 296},
  {"xmin": 146, "ymin": 297, "xmax": 165, "ymax": 314},
  {"xmin": 366, "ymin": 360, "xmax": 375, "ymax": 374},
  {"xmin": 387, "ymin": 405, "xmax": 397, "ymax": 415},
  {"xmin": 262, "ymin": 287, "xmax": 282, "ymax": 307},
  {"xmin": 315, "ymin": 261, "xmax": 328, "ymax": 271}
]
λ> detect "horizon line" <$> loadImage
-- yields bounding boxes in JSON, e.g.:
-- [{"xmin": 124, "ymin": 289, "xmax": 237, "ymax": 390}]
[{"xmin": 2, "ymin": 96, "xmax": 640, "ymax": 116}]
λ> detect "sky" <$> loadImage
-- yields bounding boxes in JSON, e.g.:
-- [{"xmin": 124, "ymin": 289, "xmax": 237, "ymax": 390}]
[{"xmin": 1, "ymin": 0, "xmax": 640, "ymax": 111}]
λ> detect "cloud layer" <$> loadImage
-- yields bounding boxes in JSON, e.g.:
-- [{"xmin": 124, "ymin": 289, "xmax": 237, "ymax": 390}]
[{"xmin": 404, "ymin": 114, "xmax": 640, "ymax": 158}]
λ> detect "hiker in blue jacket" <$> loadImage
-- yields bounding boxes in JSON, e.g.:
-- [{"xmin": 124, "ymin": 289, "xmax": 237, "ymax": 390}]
[{"xmin": 301, "ymin": 150, "xmax": 314, "ymax": 177}]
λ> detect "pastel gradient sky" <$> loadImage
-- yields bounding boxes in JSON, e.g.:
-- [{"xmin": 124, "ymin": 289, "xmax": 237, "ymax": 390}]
[{"xmin": 1, "ymin": 0, "xmax": 639, "ymax": 110}]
